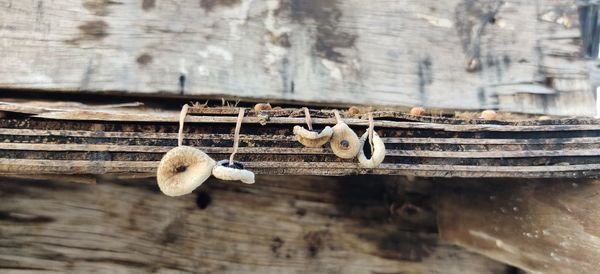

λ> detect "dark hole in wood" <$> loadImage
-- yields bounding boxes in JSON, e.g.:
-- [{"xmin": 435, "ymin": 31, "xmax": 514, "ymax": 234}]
[
  {"xmin": 175, "ymin": 165, "xmax": 187, "ymax": 173},
  {"xmin": 403, "ymin": 204, "xmax": 419, "ymax": 216},
  {"xmin": 578, "ymin": 3, "xmax": 600, "ymax": 58},
  {"xmin": 196, "ymin": 191, "xmax": 212, "ymax": 209}
]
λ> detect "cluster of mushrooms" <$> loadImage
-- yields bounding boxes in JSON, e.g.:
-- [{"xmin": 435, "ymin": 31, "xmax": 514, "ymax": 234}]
[
  {"xmin": 156, "ymin": 104, "xmax": 387, "ymax": 197},
  {"xmin": 157, "ymin": 105, "xmax": 254, "ymax": 197},
  {"xmin": 293, "ymin": 107, "xmax": 386, "ymax": 168}
]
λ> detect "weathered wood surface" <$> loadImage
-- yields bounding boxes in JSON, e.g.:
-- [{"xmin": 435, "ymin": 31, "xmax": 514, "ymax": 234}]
[
  {"xmin": 438, "ymin": 179, "xmax": 600, "ymax": 274},
  {"xmin": 0, "ymin": 176, "xmax": 511, "ymax": 274},
  {"xmin": 0, "ymin": 0, "xmax": 593, "ymax": 115},
  {"xmin": 2, "ymin": 101, "xmax": 600, "ymax": 178}
]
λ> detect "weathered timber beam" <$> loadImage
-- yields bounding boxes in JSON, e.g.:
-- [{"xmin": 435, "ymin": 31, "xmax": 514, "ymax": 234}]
[{"xmin": 438, "ymin": 179, "xmax": 600, "ymax": 274}]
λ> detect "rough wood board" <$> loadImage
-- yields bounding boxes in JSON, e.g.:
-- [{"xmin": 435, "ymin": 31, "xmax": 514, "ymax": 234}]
[
  {"xmin": 0, "ymin": 176, "xmax": 509, "ymax": 274},
  {"xmin": 438, "ymin": 179, "xmax": 600, "ymax": 274},
  {"xmin": 0, "ymin": 0, "xmax": 593, "ymax": 115}
]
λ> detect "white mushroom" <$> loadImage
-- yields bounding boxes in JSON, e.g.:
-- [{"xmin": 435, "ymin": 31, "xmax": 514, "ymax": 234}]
[
  {"xmin": 293, "ymin": 125, "xmax": 333, "ymax": 147},
  {"xmin": 212, "ymin": 160, "xmax": 255, "ymax": 184},
  {"xmin": 330, "ymin": 111, "xmax": 360, "ymax": 159},
  {"xmin": 357, "ymin": 131, "xmax": 386, "ymax": 168},
  {"xmin": 157, "ymin": 146, "xmax": 216, "ymax": 197}
]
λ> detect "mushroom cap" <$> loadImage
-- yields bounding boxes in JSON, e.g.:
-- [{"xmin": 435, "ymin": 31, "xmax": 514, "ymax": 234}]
[
  {"xmin": 357, "ymin": 131, "xmax": 386, "ymax": 168},
  {"xmin": 157, "ymin": 146, "xmax": 216, "ymax": 197},
  {"xmin": 348, "ymin": 106, "xmax": 360, "ymax": 115},
  {"xmin": 330, "ymin": 121, "xmax": 360, "ymax": 159},
  {"xmin": 410, "ymin": 107, "xmax": 426, "ymax": 116},
  {"xmin": 480, "ymin": 110, "xmax": 497, "ymax": 120},
  {"xmin": 293, "ymin": 125, "xmax": 333, "ymax": 147},
  {"xmin": 212, "ymin": 160, "xmax": 255, "ymax": 184},
  {"xmin": 254, "ymin": 103, "xmax": 272, "ymax": 111}
]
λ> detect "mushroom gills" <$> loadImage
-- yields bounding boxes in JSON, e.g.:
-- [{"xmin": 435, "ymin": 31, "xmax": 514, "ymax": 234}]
[
  {"xmin": 156, "ymin": 146, "xmax": 216, "ymax": 197},
  {"xmin": 330, "ymin": 122, "xmax": 360, "ymax": 159},
  {"xmin": 357, "ymin": 131, "xmax": 386, "ymax": 168},
  {"xmin": 293, "ymin": 125, "xmax": 333, "ymax": 147},
  {"xmin": 212, "ymin": 160, "xmax": 255, "ymax": 184}
]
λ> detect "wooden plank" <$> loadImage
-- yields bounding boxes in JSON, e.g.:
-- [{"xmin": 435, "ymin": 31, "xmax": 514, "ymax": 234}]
[
  {"xmin": 438, "ymin": 179, "xmax": 600, "ymax": 274},
  {"xmin": 0, "ymin": 0, "xmax": 592, "ymax": 115},
  {"xmin": 0, "ymin": 176, "xmax": 509, "ymax": 273}
]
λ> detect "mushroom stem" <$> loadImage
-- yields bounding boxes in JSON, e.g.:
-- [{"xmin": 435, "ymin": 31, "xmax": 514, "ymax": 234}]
[
  {"xmin": 303, "ymin": 107, "xmax": 313, "ymax": 131},
  {"xmin": 177, "ymin": 104, "xmax": 190, "ymax": 147},
  {"xmin": 368, "ymin": 112, "xmax": 375, "ymax": 155},
  {"xmin": 333, "ymin": 110, "xmax": 342, "ymax": 123},
  {"xmin": 229, "ymin": 108, "xmax": 245, "ymax": 166}
]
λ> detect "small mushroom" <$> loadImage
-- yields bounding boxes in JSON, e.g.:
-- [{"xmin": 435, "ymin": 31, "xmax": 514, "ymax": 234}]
[
  {"xmin": 293, "ymin": 125, "xmax": 333, "ymax": 147},
  {"xmin": 254, "ymin": 103, "xmax": 272, "ymax": 111},
  {"xmin": 358, "ymin": 130, "xmax": 386, "ymax": 168},
  {"xmin": 330, "ymin": 110, "xmax": 360, "ymax": 159},
  {"xmin": 480, "ymin": 110, "xmax": 497, "ymax": 120},
  {"xmin": 410, "ymin": 107, "xmax": 426, "ymax": 116},
  {"xmin": 294, "ymin": 107, "xmax": 333, "ymax": 147},
  {"xmin": 212, "ymin": 160, "xmax": 255, "ymax": 184},
  {"xmin": 157, "ymin": 146, "xmax": 216, "ymax": 197},
  {"xmin": 348, "ymin": 106, "xmax": 360, "ymax": 115}
]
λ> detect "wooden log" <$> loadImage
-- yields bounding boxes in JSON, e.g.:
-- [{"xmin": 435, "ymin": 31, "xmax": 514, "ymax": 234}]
[
  {"xmin": 438, "ymin": 179, "xmax": 600, "ymax": 274},
  {"xmin": 0, "ymin": 0, "xmax": 592, "ymax": 115},
  {"xmin": 0, "ymin": 176, "xmax": 510, "ymax": 273}
]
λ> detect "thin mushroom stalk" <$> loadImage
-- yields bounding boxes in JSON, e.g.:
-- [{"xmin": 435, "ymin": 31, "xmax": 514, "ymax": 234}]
[
  {"xmin": 157, "ymin": 104, "xmax": 216, "ymax": 196},
  {"xmin": 212, "ymin": 108, "xmax": 256, "ymax": 184},
  {"xmin": 358, "ymin": 113, "xmax": 386, "ymax": 168},
  {"xmin": 293, "ymin": 107, "xmax": 333, "ymax": 147},
  {"xmin": 329, "ymin": 110, "xmax": 360, "ymax": 159}
]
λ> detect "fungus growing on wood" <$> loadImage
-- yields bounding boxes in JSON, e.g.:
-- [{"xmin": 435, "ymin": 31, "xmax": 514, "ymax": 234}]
[
  {"xmin": 212, "ymin": 108, "xmax": 256, "ymax": 184},
  {"xmin": 330, "ymin": 110, "xmax": 360, "ymax": 159},
  {"xmin": 410, "ymin": 107, "xmax": 426, "ymax": 116},
  {"xmin": 293, "ymin": 107, "xmax": 333, "ymax": 147},
  {"xmin": 254, "ymin": 103, "xmax": 272, "ymax": 111},
  {"xmin": 157, "ymin": 104, "xmax": 216, "ymax": 196},
  {"xmin": 348, "ymin": 106, "xmax": 360, "ymax": 115},
  {"xmin": 358, "ymin": 113, "xmax": 386, "ymax": 168},
  {"xmin": 480, "ymin": 110, "xmax": 497, "ymax": 120},
  {"xmin": 157, "ymin": 146, "xmax": 216, "ymax": 196}
]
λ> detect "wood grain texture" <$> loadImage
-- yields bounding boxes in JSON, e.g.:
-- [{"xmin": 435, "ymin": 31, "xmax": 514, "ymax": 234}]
[
  {"xmin": 0, "ymin": 176, "xmax": 509, "ymax": 274},
  {"xmin": 0, "ymin": 0, "xmax": 593, "ymax": 115},
  {"xmin": 438, "ymin": 179, "xmax": 600, "ymax": 274}
]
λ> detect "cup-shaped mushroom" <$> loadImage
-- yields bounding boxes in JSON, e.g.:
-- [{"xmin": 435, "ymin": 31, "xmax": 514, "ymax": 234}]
[
  {"xmin": 157, "ymin": 146, "xmax": 216, "ymax": 197},
  {"xmin": 357, "ymin": 131, "xmax": 386, "ymax": 168},
  {"xmin": 330, "ymin": 122, "xmax": 360, "ymax": 159},
  {"xmin": 410, "ymin": 107, "xmax": 426, "ymax": 116},
  {"xmin": 293, "ymin": 125, "xmax": 333, "ymax": 147},
  {"xmin": 212, "ymin": 160, "xmax": 255, "ymax": 184}
]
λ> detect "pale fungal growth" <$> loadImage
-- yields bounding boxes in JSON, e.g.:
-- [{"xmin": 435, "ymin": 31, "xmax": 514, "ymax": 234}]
[
  {"xmin": 254, "ymin": 103, "xmax": 272, "ymax": 111},
  {"xmin": 330, "ymin": 110, "xmax": 360, "ymax": 159},
  {"xmin": 410, "ymin": 107, "xmax": 426, "ymax": 116},
  {"xmin": 294, "ymin": 107, "xmax": 333, "ymax": 147},
  {"xmin": 212, "ymin": 160, "xmax": 255, "ymax": 184},
  {"xmin": 212, "ymin": 108, "xmax": 256, "ymax": 184},
  {"xmin": 157, "ymin": 146, "xmax": 216, "ymax": 196},
  {"xmin": 156, "ymin": 104, "xmax": 216, "ymax": 196},
  {"xmin": 357, "ymin": 113, "xmax": 386, "ymax": 168},
  {"xmin": 480, "ymin": 110, "xmax": 497, "ymax": 120}
]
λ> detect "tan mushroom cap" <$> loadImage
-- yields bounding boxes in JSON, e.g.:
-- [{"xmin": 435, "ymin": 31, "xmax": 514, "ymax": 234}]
[
  {"xmin": 254, "ymin": 103, "xmax": 272, "ymax": 111},
  {"xmin": 480, "ymin": 110, "xmax": 497, "ymax": 120},
  {"xmin": 157, "ymin": 146, "xmax": 216, "ymax": 197},
  {"xmin": 410, "ymin": 107, "xmax": 426, "ymax": 116},
  {"xmin": 330, "ymin": 121, "xmax": 360, "ymax": 159},
  {"xmin": 357, "ymin": 131, "xmax": 386, "ymax": 168},
  {"xmin": 212, "ymin": 160, "xmax": 255, "ymax": 184},
  {"xmin": 293, "ymin": 125, "xmax": 333, "ymax": 147}
]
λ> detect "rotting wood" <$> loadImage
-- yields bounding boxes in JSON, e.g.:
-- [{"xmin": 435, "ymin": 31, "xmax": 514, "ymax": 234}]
[
  {"xmin": 438, "ymin": 178, "xmax": 600, "ymax": 274},
  {"xmin": 0, "ymin": 176, "xmax": 510, "ymax": 274}
]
